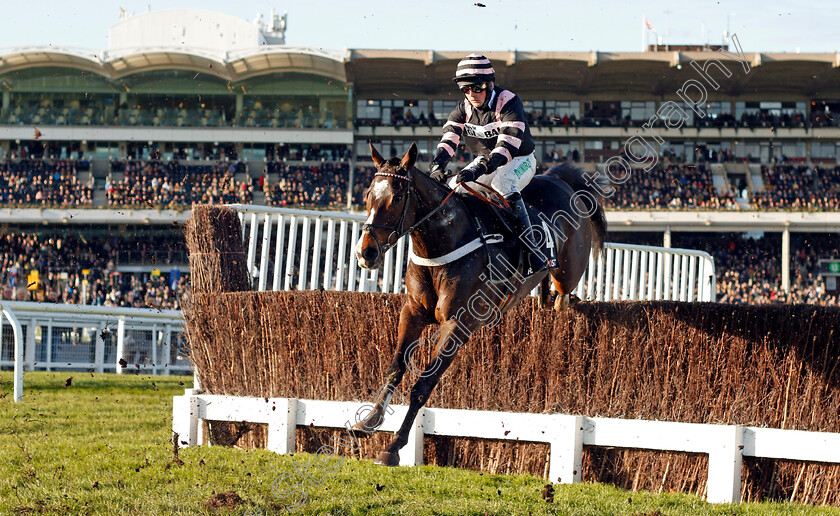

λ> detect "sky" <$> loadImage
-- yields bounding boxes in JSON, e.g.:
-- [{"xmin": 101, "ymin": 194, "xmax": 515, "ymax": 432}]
[{"xmin": 0, "ymin": 0, "xmax": 836, "ymax": 54}]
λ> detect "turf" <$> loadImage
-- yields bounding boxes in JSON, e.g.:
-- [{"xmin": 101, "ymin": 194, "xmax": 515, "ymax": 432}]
[{"xmin": 0, "ymin": 371, "xmax": 837, "ymax": 515}]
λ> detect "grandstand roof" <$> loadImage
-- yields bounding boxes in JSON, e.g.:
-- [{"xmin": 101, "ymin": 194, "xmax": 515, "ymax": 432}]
[
  {"xmin": 2, "ymin": 46, "xmax": 838, "ymax": 97},
  {"xmin": 0, "ymin": 46, "xmax": 348, "ymax": 83},
  {"xmin": 0, "ymin": 9, "xmax": 346, "ymax": 84},
  {"xmin": 345, "ymin": 50, "xmax": 840, "ymax": 97}
]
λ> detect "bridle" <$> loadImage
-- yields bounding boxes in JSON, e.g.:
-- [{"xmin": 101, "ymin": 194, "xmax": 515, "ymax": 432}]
[
  {"xmin": 361, "ymin": 164, "xmax": 510, "ymax": 258},
  {"xmin": 362, "ymin": 167, "xmax": 457, "ymax": 256}
]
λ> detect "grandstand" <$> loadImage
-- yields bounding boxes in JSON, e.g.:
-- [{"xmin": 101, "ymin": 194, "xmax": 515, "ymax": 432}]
[{"xmin": 0, "ymin": 8, "xmax": 839, "ymax": 306}]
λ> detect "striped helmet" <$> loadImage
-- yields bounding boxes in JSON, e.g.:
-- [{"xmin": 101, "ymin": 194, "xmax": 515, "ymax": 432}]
[{"xmin": 452, "ymin": 53, "xmax": 495, "ymax": 85}]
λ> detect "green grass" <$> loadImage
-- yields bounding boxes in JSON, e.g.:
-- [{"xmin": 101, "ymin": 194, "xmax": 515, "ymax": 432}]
[{"xmin": 0, "ymin": 371, "xmax": 837, "ymax": 515}]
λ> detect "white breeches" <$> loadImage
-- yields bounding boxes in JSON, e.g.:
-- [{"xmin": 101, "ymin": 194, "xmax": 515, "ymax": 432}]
[{"xmin": 448, "ymin": 152, "xmax": 537, "ymax": 198}]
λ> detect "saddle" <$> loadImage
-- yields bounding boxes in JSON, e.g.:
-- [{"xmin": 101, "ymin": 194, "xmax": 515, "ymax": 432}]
[{"xmin": 457, "ymin": 190, "xmax": 559, "ymax": 277}]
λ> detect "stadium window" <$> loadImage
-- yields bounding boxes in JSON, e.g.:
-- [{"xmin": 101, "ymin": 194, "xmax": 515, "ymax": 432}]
[
  {"xmin": 356, "ymin": 100, "xmax": 381, "ymax": 120},
  {"xmin": 557, "ymin": 101, "xmax": 580, "ymax": 118},
  {"xmin": 432, "ymin": 100, "xmax": 459, "ymax": 122},
  {"xmin": 414, "ymin": 141, "xmax": 431, "ymax": 161},
  {"xmin": 705, "ymin": 102, "xmax": 731, "ymax": 118},
  {"xmin": 242, "ymin": 146, "xmax": 266, "ymax": 161},
  {"xmin": 812, "ymin": 142, "xmax": 835, "ymax": 159},
  {"xmin": 620, "ymin": 101, "xmax": 656, "ymax": 122},
  {"xmin": 356, "ymin": 140, "xmax": 369, "ymax": 157}
]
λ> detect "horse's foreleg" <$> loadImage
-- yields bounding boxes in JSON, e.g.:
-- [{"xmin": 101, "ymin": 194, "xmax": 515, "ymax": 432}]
[
  {"xmin": 352, "ymin": 301, "xmax": 428, "ymax": 434},
  {"xmin": 375, "ymin": 322, "xmax": 464, "ymax": 466}
]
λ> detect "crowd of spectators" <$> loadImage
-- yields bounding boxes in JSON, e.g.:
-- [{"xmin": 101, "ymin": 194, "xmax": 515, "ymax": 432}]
[
  {"xmin": 264, "ymin": 162, "xmax": 348, "ymax": 208},
  {"xmin": 106, "ymin": 159, "xmax": 253, "ymax": 207},
  {"xmin": 348, "ymin": 160, "xmax": 840, "ymax": 212},
  {"xmin": 267, "ymin": 145, "xmax": 351, "ymax": 162},
  {"xmin": 712, "ymin": 234, "xmax": 839, "ymax": 306},
  {"xmin": 4, "ymin": 103, "xmax": 344, "ymax": 130},
  {"xmin": 526, "ymin": 112, "xmax": 579, "ymax": 127},
  {"xmin": 383, "ymin": 109, "xmax": 438, "ymax": 127},
  {"xmin": 0, "ymin": 159, "xmax": 93, "ymax": 206},
  {"xmin": 1, "ymin": 155, "xmax": 838, "ymax": 211},
  {"xmin": 8, "ymin": 92, "xmax": 838, "ymax": 132},
  {"xmin": 736, "ymin": 111, "xmax": 807, "ymax": 129},
  {"xmin": 603, "ymin": 163, "xmax": 738, "ymax": 210},
  {"xmin": 0, "ymin": 232, "xmax": 188, "ymax": 308},
  {"xmin": 522, "ymin": 110, "xmax": 815, "ymax": 130},
  {"xmin": 352, "ymin": 166, "xmax": 377, "ymax": 205},
  {"xmin": 105, "ymin": 159, "xmax": 356, "ymax": 209},
  {"xmin": 373, "ymin": 108, "xmax": 823, "ymax": 130},
  {"xmin": 752, "ymin": 164, "xmax": 840, "ymax": 210}
]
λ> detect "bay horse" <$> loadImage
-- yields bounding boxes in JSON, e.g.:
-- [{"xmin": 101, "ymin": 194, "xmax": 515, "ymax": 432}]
[{"xmin": 352, "ymin": 142, "xmax": 607, "ymax": 466}]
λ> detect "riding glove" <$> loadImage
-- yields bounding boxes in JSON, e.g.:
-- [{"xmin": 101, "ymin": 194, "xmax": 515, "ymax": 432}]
[
  {"xmin": 456, "ymin": 158, "xmax": 488, "ymax": 184},
  {"xmin": 429, "ymin": 163, "xmax": 448, "ymax": 183}
]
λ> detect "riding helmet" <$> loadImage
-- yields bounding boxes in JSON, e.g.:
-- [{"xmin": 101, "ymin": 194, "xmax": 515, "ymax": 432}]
[{"xmin": 452, "ymin": 53, "xmax": 495, "ymax": 86}]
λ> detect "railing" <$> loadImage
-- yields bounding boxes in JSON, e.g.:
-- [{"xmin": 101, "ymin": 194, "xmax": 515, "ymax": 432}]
[
  {"xmin": 231, "ymin": 205, "xmax": 716, "ymax": 302},
  {"xmin": 172, "ymin": 393, "xmax": 840, "ymax": 504},
  {"xmin": 0, "ymin": 304, "xmax": 23, "ymax": 402},
  {"xmin": 0, "ymin": 301, "xmax": 188, "ymax": 379},
  {"xmin": 588, "ymin": 243, "xmax": 716, "ymax": 302}
]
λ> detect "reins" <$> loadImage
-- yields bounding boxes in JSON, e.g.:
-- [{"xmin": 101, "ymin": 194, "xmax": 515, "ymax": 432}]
[{"xmin": 458, "ymin": 180, "xmax": 511, "ymax": 211}]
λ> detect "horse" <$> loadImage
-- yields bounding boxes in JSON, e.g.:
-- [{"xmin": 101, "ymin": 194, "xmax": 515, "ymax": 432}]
[{"xmin": 352, "ymin": 142, "xmax": 608, "ymax": 466}]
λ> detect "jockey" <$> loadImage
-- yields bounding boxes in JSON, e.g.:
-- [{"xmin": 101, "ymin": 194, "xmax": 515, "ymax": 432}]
[{"xmin": 428, "ymin": 53, "xmax": 546, "ymax": 271}]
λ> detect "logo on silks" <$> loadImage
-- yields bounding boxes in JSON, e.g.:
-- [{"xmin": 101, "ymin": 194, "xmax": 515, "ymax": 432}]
[
  {"xmin": 513, "ymin": 160, "xmax": 531, "ymax": 179},
  {"xmin": 464, "ymin": 123, "xmax": 500, "ymax": 139}
]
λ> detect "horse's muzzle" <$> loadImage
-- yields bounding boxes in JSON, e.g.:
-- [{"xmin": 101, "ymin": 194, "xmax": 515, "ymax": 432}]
[
  {"xmin": 355, "ymin": 234, "xmax": 382, "ymax": 269},
  {"xmin": 358, "ymin": 247, "xmax": 381, "ymax": 269}
]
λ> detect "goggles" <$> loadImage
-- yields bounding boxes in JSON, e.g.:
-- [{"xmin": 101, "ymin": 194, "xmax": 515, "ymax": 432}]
[{"xmin": 460, "ymin": 83, "xmax": 488, "ymax": 94}]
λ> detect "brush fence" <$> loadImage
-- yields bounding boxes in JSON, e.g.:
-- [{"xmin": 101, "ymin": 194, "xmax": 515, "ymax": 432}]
[
  {"xmin": 172, "ymin": 393, "xmax": 840, "ymax": 504},
  {"xmin": 227, "ymin": 204, "xmax": 716, "ymax": 301}
]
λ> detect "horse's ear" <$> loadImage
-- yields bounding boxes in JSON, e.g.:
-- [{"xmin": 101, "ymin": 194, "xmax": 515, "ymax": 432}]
[
  {"xmin": 400, "ymin": 143, "xmax": 418, "ymax": 171},
  {"xmin": 369, "ymin": 141, "xmax": 385, "ymax": 168}
]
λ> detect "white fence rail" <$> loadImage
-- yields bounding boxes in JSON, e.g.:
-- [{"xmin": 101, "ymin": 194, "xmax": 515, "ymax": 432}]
[
  {"xmin": 1, "ymin": 304, "xmax": 24, "ymax": 402},
  {"xmin": 230, "ymin": 205, "xmax": 716, "ymax": 301},
  {"xmin": 0, "ymin": 301, "xmax": 188, "ymax": 384},
  {"xmin": 172, "ymin": 393, "xmax": 840, "ymax": 504}
]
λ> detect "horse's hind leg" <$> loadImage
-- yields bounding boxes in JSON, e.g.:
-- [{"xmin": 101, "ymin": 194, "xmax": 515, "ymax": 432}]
[
  {"xmin": 537, "ymin": 275, "xmax": 553, "ymax": 310},
  {"xmin": 550, "ymin": 273, "xmax": 573, "ymax": 312},
  {"xmin": 352, "ymin": 300, "xmax": 429, "ymax": 435}
]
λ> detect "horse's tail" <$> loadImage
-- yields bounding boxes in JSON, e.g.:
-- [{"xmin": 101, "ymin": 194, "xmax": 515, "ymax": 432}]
[{"xmin": 544, "ymin": 161, "xmax": 609, "ymax": 257}]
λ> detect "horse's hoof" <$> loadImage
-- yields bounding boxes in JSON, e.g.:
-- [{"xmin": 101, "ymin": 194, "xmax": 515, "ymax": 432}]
[
  {"xmin": 373, "ymin": 451, "xmax": 400, "ymax": 467},
  {"xmin": 554, "ymin": 294, "xmax": 570, "ymax": 312}
]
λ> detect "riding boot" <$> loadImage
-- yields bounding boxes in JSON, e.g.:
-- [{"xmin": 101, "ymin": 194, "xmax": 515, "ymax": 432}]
[{"xmin": 506, "ymin": 193, "xmax": 548, "ymax": 272}]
